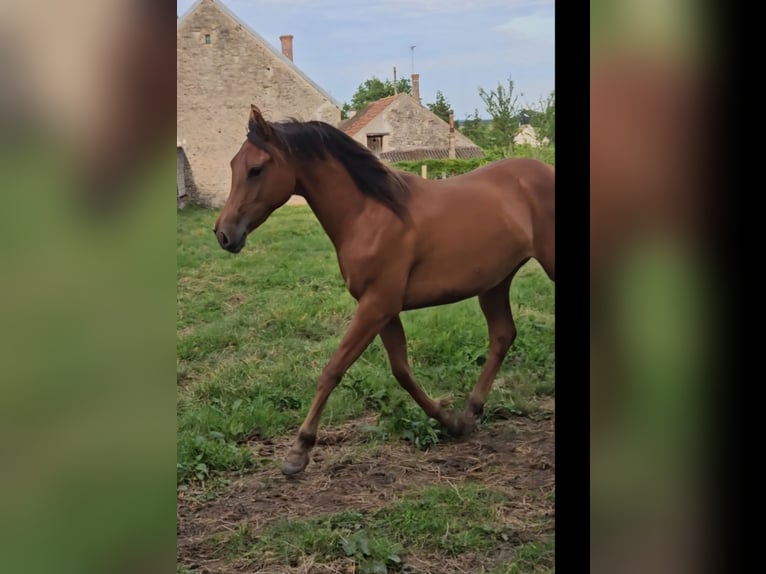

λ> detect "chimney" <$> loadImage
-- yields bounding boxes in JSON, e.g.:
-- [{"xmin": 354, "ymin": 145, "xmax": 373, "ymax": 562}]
[
  {"xmin": 393, "ymin": 67, "xmax": 397, "ymax": 94},
  {"xmin": 279, "ymin": 35, "xmax": 294, "ymax": 61},
  {"xmin": 448, "ymin": 111, "xmax": 456, "ymax": 159},
  {"xmin": 411, "ymin": 73, "xmax": 420, "ymax": 104}
]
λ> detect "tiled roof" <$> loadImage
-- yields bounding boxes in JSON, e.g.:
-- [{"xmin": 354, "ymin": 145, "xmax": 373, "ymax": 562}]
[
  {"xmin": 337, "ymin": 93, "xmax": 485, "ymax": 160},
  {"xmin": 339, "ymin": 95, "xmax": 398, "ymax": 135},
  {"xmin": 379, "ymin": 146, "xmax": 485, "ymax": 162}
]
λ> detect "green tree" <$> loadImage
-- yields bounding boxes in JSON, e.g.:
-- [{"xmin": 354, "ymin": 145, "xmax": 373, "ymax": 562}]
[
  {"xmin": 456, "ymin": 109, "xmax": 492, "ymax": 149},
  {"xmin": 342, "ymin": 76, "xmax": 412, "ymax": 118},
  {"xmin": 426, "ymin": 91, "xmax": 452, "ymax": 123},
  {"xmin": 478, "ymin": 77, "xmax": 522, "ymax": 149},
  {"xmin": 529, "ymin": 91, "xmax": 555, "ymax": 145}
]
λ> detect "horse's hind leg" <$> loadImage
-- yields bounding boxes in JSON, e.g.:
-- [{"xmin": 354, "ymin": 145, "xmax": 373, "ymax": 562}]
[
  {"xmin": 459, "ymin": 274, "xmax": 517, "ymax": 434},
  {"xmin": 535, "ymin": 228, "xmax": 555, "ymax": 281},
  {"xmin": 379, "ymin": 315, "xmax": 457, "ymax": 431}
]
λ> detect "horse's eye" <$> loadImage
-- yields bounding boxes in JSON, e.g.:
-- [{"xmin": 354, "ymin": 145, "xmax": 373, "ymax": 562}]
[{"xmin": 248, "ymin": 166, "xmax": 263, "ymax": 179}]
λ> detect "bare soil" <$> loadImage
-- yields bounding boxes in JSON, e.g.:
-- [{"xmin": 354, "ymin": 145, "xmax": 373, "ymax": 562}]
[{"xmin": 177, "ymin": 410, "xmax": 554, "ymax": 573}]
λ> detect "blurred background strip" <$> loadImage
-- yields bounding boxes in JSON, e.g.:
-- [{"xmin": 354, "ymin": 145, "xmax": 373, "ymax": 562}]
[
  {"xmin": 591, "ymin": 0, "xmax": 716, "ymax": 573},
  {"xmin": 0, "ymin": 1, "xmax": 177, "ymax": 573}
]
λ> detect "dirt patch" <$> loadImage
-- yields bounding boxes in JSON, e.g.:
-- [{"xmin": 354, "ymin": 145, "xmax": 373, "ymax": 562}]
[{"xmin": 178, "ymin": 413, "xmax": 554, "ymax": 573}]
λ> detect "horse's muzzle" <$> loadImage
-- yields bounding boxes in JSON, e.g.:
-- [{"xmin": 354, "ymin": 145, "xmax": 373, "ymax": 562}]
[{"xmin": 214, "ymin": 227, "xmax": 246, "ymax": 253}]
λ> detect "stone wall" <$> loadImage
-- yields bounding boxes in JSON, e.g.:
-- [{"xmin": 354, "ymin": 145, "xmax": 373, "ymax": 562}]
[{"xmin": 177, "ymin": 0, "xmax": 340, "ymax": 206}]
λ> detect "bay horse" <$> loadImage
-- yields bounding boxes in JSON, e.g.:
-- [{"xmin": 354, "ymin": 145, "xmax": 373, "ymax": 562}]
[{"xmin": 214, "ymin": 105, "xmax": 555, "ymax": 475}]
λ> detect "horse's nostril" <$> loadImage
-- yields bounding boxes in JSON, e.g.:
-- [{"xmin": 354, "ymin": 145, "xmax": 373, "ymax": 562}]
[{"xmin": 218, "ymin": 231, "xmax": 229, "ymax": 247}]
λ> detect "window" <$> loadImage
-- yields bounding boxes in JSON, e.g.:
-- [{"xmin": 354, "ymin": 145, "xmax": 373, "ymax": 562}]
[
  {"xmin": 204, "ymin": 34, "xmax": 211, "ymax": 44},
  {"xmin": 366, "ymin": 134, "xmax": 383, "ymax": 152}
]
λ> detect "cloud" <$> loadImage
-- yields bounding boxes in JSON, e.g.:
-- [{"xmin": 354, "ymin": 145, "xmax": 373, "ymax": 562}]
[
  {"xmin": 370, "ymin": 0, "xmax": 554, "ymax": 14},
  {"xmin": 177, "ymin": 0, "xmax": 554, "ymax": 116},
  {"xmin": 236, "ymin": 0, "xmax": 550, "ymax": 19},
  {"xmin": 493, "ymin": 11, "xmax": 554, "ymax": 43}
]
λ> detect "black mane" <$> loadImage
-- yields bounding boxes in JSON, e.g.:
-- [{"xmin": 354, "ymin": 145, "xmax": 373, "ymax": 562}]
[{"xmin": 247, "ymin": 119, "xmax": 410, "ymax": 218}]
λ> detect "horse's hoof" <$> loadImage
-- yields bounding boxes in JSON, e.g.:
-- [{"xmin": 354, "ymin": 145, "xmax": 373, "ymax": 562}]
[
  {"xmin": 442, "ymin": 410, "xmax": 479, "ymax": 438},
  {"xmin": 281, "ymin": 451, "xmax": 309, "ymax": 476},
  {"xmin": 460, "ymin": 412, "xmax": 478, "ymax": 435},
  {"xmin": 440, "ymin": 411, "xmax": 465, "ymax": 438}
]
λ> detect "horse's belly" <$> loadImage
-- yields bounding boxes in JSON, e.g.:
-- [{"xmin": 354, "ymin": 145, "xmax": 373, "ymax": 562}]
[
  {"xmin": 401, "ymin": 255, "xmax": 520, "ymax": 310},
  {"xmin": 399, "ymin": 192, "xmax": 536, "ymax": 310},
  {"xmin": 402, "ymin": 284, "xmax": 480, "ymax": 310}
]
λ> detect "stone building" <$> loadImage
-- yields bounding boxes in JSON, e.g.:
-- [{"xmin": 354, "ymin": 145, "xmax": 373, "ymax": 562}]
[
  {"xmin": 513, "ymin": 123, "xmax": 549, "ymax": 148},
  {"xmin": 339, "ymin": 74, "xmax": 483, "ymax": 162},
  {"xmin": 177, "ymin": 0, "xmax": 341, "ymax": 206}
]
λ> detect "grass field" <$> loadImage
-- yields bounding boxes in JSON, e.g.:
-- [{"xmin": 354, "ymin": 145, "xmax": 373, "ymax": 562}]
[{"xmin": 177, "ymin": 204, "xmax": 555, "ymax": 573}]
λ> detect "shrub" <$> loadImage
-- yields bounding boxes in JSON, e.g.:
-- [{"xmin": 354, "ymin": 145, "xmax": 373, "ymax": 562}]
[{"xmin": 391, "ymin": 145, "xmax": 554, "ymax": 179}]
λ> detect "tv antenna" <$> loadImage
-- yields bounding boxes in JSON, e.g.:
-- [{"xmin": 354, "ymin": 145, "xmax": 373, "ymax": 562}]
[{"xmin": 410, "ymin": 45, "xmax": 416, "ymax": 76}]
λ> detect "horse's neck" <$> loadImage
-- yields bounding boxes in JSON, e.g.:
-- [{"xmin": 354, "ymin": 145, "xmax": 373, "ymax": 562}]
[{"xmin": 296, "ymin": 162, "xmax": 365, "ymax": 250}]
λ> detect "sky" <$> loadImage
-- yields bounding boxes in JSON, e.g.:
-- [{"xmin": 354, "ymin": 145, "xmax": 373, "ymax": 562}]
[{"xmin": 177, "ymin": 0, "xmax": 554, "ymax": 119}]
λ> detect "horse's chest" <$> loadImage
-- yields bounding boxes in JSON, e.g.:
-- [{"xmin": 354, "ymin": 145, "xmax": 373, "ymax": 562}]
[
  {"xmin": 336, "ymin": 252, "xmax": 378, "ymax": 300},
  {"xmin": 335, "ymin": 223, "xmax": 413, "ymax": 301}
]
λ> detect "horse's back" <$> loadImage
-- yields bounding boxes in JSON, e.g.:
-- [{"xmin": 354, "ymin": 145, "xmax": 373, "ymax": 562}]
[
  {"xmin": 408, "ymin": 158, "xmax": 552, "ymax": 222},
  {"xmin": 391, "ymin": 159, "xmax": 553, "ymax": 307},
  {"xmin": 402, "ymin": 158, "xmax": 555, "ymax": 284},
  {"xmin": 473, "ymin": 157, "xmax": 553, "ymax": 197}
]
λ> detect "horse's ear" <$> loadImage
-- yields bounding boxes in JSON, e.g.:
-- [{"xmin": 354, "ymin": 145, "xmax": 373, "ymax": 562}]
[{"xmin": 248, "ymin": 104, "xmax": 273, "ymax": 140}]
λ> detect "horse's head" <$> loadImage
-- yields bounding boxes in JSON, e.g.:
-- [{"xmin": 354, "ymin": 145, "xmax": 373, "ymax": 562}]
[{"xmin": 214, "ymin": 105, "xmax": 296, "ymax": 253}]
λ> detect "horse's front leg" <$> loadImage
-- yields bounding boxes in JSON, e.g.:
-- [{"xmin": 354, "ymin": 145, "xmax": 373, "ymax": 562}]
[{"xmin": 282, "ymin": 296, "xmax": 396, "ymax": 476}]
